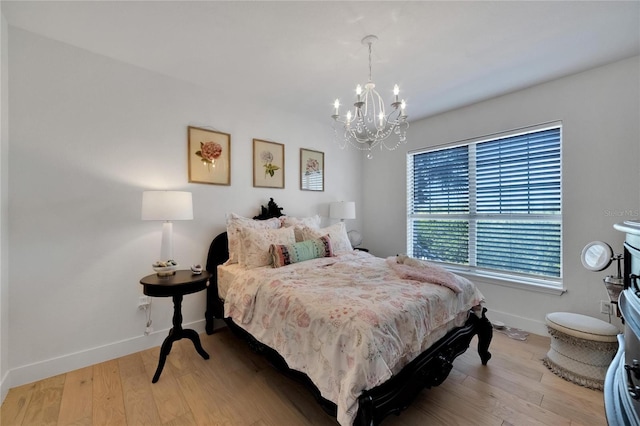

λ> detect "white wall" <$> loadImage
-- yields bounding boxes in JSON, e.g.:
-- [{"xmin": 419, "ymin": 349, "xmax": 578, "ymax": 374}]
[
  {"xmin": 4, "ymin": 20, "xmax": 638, "ymax": 396},
  {"xmin": 363, "ymin": 56, "xmax": 640, "ymax": 335},
  {"xmin": 0, "ymin": 9, "xmax": 9, "ymax": 402},
  {"xmin": 5, "ymin": 27, "xmax": 362, "ymax": 389}
]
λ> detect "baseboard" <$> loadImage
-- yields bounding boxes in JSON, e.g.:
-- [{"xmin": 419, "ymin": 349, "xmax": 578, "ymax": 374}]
[
  {"xmin": 6, "ymin": 319, "xmax": 207, "ymax": 391},
  {"xmin": 0, "ymin": 311, "xmax": 542, "ymax": 400},
  {"xmin": 0, "ymin": 368, "xmax": 8, "ymax": 405},
  {"xmin": 483, "ymin": 307, "xmax": 548, "ymax": 336}
]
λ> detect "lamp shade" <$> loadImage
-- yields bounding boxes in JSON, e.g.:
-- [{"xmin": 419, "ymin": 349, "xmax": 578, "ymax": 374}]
[
  {"xmin": 330, "ymin": 201, "xmax": 356, "ymax": 220},
  {"xmin": 141, "ymin": 191, "xmax": 193, "ymax": 221}
]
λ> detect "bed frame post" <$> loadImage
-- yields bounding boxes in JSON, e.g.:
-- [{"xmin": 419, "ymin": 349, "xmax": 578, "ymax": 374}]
[
  {"xmin": 205, "ymin": 231, "xmax": 230, "ymax": 335},
  {"xmin": 475, "ymin": 306, "xmax": 493, "ymax": 365}
]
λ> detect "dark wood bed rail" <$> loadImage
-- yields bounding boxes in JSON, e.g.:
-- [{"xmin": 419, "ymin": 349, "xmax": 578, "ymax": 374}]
[{"xmin": 204, "ymin": 230, "xmax": 493, "ymax": 425}]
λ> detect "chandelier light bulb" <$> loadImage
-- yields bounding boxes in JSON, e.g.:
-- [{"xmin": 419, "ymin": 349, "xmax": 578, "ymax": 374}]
[{"xmin": 331, "ymin": 34, "xmax": 409, "ymax": 159}]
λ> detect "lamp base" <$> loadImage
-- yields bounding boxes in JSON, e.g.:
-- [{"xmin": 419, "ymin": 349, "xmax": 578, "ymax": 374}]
[{"xmin": 160, "ymin": 221, "xmax": 174, "ymax": 261}]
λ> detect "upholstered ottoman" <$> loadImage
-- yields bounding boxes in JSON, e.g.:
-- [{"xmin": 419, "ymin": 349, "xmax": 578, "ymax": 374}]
[{"xmin": 543, "ymin": 312, "xmax": 619, "ymax": 390}]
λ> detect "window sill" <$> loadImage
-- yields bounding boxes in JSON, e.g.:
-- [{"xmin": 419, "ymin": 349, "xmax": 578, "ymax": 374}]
[{"xmin": 445, "ymin": 266, "xmax": 567, "ymax": 296}]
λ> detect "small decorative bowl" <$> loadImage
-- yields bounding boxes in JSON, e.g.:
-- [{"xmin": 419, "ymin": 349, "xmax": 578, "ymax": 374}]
[
  {"xmin": 190, "ymin": 264, "xmax": 203, "ymax": 274},
  {"xmin": 152, "ymin": 264, "xmax": 178, "ymax": 277}
]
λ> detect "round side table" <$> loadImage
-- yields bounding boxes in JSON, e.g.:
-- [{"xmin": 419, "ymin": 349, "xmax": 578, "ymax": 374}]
[{"xmin": 140, "ymin": 270, "xmax": 211, "ymax": 383}]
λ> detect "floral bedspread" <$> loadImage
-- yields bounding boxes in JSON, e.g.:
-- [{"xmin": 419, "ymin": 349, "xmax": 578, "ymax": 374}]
[{"xmin": 224, "ymin": 251, "xmax": 484, "ymax": 425}]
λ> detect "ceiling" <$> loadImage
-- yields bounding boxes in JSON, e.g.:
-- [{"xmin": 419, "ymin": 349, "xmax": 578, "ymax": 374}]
[{"xmin": 3, "ymin": 0, "xmax": 639, "ymax": 122}]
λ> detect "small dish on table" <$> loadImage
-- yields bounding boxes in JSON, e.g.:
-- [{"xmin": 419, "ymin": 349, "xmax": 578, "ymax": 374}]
[{"xmin": 152, "ymin": 260, "xmax": 178, "ymax": 277}]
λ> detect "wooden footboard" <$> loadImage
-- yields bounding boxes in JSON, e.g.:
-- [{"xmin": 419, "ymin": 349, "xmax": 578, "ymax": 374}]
[
  {"xmin": 204, "ymin": 231, "xmax": 493, "ymax": 425},
  {"xmin": 354, "ymin": 307, "xmax": 492, "ymax": 425},
  {"xmin": 220, "ymin": 306, "xmax": 491, "ymax": 425}
]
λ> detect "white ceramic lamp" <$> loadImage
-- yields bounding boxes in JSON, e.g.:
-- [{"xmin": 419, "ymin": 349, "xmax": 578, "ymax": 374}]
[{"xmin": 142, "ymin": 191, "xmax": 193, "ymax": 261}]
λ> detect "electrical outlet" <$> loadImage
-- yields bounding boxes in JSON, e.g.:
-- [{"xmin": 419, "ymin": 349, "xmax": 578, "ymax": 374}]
[
  {"xmin": 138, "ymin": 296, "xmax": 151, "ymax": 309},
  {"xmin": 600, "ymin": 300, "xmax": 613, "ymax": 315}
]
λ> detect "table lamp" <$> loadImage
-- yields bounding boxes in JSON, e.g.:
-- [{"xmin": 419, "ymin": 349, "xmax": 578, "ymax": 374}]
[
  {"xmin": 329, "ymin": 201, "xmax": 356, "ymax": 222},
  {"xmin": 142, "ymin": 191, "xmax": 193, "ymax": 261},
  {"xmin": 330, "ymin": 201, "xmax": 362, "ymax": 248}
]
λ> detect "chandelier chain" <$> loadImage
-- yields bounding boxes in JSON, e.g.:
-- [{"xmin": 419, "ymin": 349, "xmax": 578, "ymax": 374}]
[{"xmin": 367, "ymin": 39, "xmax": 373, "ymax": 82}]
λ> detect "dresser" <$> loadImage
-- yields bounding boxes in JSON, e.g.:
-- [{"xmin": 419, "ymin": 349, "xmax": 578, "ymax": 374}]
[{"xmin": 607, "ymin": 222, "xmax": 640, "ymax": 425}]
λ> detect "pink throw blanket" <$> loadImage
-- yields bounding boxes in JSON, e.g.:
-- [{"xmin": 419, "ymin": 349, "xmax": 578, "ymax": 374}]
[{"xmin": 385, "ymin": 256, "xmax": 462, "ymax": 293}]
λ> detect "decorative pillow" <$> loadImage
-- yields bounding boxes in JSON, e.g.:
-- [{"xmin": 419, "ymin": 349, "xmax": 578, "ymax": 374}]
[
  {"xmin": 239, "ymin": 226, "xmax": 296, "ymax": 269},
  {"xmin": 225, "ymin": 213, "xmax": 281, "ymax": 265},
  {"xmin": 269, "ymin": 236, "xmax": 333, "ymax": 268},
  {"xmin": 301, "ymin": 222, "xmax": 353, "ymax": 254},
  {"xmin": 280, "ymin": 215, "xmax": 322, "ymax": 242}
]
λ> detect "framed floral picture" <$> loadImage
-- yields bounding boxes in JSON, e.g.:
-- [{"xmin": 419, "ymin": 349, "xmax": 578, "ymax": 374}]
[
  {"xmin": 253, "ymin": 139, "xmax": 285, "ymax": 188},
  {"xmin": 188, "ymin": 126, "xmax": 231, "ymax": 185},
  {"xmin": 300, "ymin": 148, "xmax": 324, "ymax": 191}
]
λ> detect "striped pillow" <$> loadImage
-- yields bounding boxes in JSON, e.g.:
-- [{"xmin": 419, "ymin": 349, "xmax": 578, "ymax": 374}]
[{"xmin": 269, "ymin": 235, "xmax": 333, "ymax": 268}]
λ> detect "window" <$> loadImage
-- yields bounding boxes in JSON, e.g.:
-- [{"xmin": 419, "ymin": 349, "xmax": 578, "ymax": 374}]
[{"xmin": 407, "ymin": 124, "xmax": 562, "ymax": 285}]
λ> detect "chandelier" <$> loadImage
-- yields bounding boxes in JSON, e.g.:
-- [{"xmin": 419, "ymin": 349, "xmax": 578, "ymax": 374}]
[{"xmin": 331, "ymin": 35, "xmax": 409, "ymax": 159}]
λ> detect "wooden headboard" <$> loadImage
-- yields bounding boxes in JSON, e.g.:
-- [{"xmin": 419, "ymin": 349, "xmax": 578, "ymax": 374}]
[{"xmin": 252, "ymin": 197, "xmax": 284, "ymax": 220}]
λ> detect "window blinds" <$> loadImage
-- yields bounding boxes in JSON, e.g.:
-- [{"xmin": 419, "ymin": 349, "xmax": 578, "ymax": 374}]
[{"xmin": 408, "ymin": 125, "xmax": 561, "ymax": 280}]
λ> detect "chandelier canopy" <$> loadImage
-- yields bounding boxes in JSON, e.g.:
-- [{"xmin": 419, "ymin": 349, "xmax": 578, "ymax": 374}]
[{"xmin": 331, "ymin": 35, "xmax": 408, "ymax": 159}]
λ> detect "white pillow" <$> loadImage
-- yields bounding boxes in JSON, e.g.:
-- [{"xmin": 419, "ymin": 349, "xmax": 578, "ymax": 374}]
[
  {"xmin": 239, "ymin": 226, "xmax": 296, "ymax": 269},
  {"xmin": 280, "ymin": 215, "xmax": 321, "ymax": 241},
  {"xmin": 280, "ymin": 214, "xmax": 321, "ymax": 228},
  {"xmin": 301, "ymin": 222, "xmax": 353, "ymax": 254},
  {"xmin": 225, "ymin": 213, "xmax": 281, "ymax": 265}
]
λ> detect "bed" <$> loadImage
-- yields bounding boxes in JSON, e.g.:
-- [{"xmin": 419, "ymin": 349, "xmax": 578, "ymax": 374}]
[{"xmin": 204, "ymin": 201, "xmax": 492, "ymax": 425}]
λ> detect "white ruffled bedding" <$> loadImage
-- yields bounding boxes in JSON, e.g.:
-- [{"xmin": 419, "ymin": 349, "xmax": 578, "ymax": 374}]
[{"xmin": 223, "ymin": 251, "xmax": 484, "ymax": 425}]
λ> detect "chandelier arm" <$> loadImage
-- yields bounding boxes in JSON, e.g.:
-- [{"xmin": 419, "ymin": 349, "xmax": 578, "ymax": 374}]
[
  {"xmin": 376, "ymin": 92, "xmax": 386, "ymax": 131},
  {"xmin": 360, "ymin": 91, "xmax": 369, "ymax": 120}
]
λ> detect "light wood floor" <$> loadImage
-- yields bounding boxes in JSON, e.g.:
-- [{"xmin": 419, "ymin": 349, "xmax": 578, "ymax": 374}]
[{"xmin": 1, "ymin": 327, "xmax": 606, "ymax": 425}]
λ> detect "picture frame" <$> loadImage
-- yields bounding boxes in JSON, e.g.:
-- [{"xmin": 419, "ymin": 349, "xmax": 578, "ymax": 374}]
[
  {"xmin": 253, "ymin": 139, "xmax": 285, "ymax": 188},
  {"xmin": 300, "ymin": 148, "xmax": 324, "ymax": 191},
  {"xmin": 188, "ymin": 126, "xmax": 231, "ymax": 185}
]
